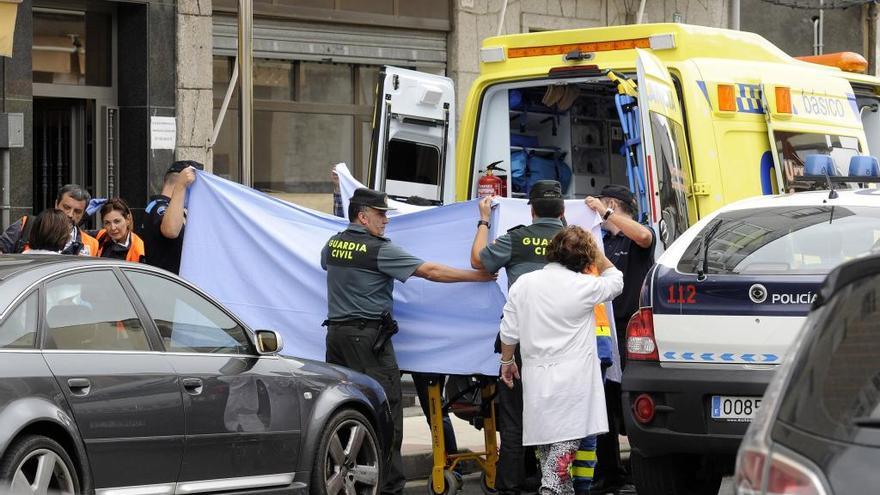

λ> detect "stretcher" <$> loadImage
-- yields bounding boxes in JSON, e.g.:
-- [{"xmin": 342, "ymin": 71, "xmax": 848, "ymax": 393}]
[{"xmin": 422, "ymin": 374, "xmax": 499, "ymax": 495}]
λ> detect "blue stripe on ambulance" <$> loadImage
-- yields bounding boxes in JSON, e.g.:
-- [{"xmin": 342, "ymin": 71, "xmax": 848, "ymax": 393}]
[
  {"xmin": 846, "ymin": 93, "xmax": 860, "ymax": 121},
  {"xmin": 696, "ymin": 80, "xmax": 710, "ymax": 104},
  {"xmin": 735, "ymin": 83, "xmax": 763, "ymax": 114}
]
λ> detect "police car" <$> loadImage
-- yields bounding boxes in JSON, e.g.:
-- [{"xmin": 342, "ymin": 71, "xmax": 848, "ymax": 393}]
[{"xmin": 621, "ymin": 177, "xmax": 880, "ymax": 494}]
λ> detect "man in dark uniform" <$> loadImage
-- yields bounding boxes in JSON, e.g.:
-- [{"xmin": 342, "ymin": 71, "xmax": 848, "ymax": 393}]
[
  {"xmin": 585, "ymin": 184, "xmax": 654, "ymax": 493},
  {"xmin": 142, "ymin": 160, "xmax": 202, "ymax": 274},
  {"xmin": 322, "ymin": 187, "xmax": 495, "ymax": 495},
  {"xmin": 469, "ymin": 180, "xmax": 566, "ymax": 495}
]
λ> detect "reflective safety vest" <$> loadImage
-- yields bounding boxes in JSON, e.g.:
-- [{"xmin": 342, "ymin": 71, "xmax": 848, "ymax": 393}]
[
  {"xmin": 96, "ymin": 230, "xmax": 146, "ymax": 263},
  {"xmin": 80, "ymin": 230, "xmax": 99, "ymax": 257},
  {"xmin": 588, "ymin": 266, "xmax": 614, "ymax": 368}
]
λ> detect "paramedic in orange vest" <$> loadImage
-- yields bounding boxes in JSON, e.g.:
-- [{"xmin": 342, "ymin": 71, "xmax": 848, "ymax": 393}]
[
  {"xmin": 96, "ymin": 198, "xmax": 145, "ymax": 262},
  {"xmin": 0, "ymin": 184, "xmax": 98, "ymax": 255}
]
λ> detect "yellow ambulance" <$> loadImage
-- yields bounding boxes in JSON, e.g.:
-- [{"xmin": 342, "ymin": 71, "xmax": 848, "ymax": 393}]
[{"xmin": 367, "ymin": 23, "xmax": 880, "ymax": 250}]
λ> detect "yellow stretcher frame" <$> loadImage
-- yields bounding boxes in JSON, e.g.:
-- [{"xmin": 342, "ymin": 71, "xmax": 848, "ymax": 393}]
[{"xmin": 424, "ymin": 375, "xmax": 499, "ymax": 495}]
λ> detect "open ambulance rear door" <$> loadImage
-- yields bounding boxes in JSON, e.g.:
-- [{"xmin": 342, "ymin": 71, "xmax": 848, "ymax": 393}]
[
  {"xmin": 635, "ymin": 49, "xmax": 698, "ymax": 251},
  {"xmin": 761, "ymin": 69, "xmax": 867, "ymax": 192},
  {"xmin": 368, "ymin": 67, "xmax": 456, "ymax": 205}
]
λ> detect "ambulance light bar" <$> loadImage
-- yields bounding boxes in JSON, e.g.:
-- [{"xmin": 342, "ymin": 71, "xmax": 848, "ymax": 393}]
[
  {"xmin": 507, "ymin": 34, "xmax": 675, "ymax": 59},
  {"xmin": 795, "ymin": 52, "xmax": 868, "ymax": 74}
]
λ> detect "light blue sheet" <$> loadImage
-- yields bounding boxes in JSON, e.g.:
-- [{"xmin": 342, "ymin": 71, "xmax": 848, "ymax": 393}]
[{"xmin": 181, "ymin": 171, "xmax": 610, "ymax": 376}]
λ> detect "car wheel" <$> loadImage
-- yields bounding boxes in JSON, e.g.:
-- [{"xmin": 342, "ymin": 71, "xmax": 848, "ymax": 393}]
[
  {"xmin": 312, "ymin": 409, "xmax": 381, "ymax": 495},
  {"xmin": 631, "ymin": 452, "xmax": 721, "ymax": 495},
  {"xmin": 0, "ymin": 435, "xmax": 80, "ymax": 495}
]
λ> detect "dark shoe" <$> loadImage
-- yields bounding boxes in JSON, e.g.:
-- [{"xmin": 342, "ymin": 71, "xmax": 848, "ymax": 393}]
[
  {"xmin": 522, "ymin": 475, "xmax": 540, "ymax": 493},
  {"xmin": 588, "ymin": 477, "xmax": 625, "ymax": 494}
]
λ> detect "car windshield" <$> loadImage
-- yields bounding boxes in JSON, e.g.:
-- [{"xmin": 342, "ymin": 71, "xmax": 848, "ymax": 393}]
[
  {"xmin": 677, "ymin": 206, "xmax": 880, "ymax": 275},
  {"xmin": 775, "ymin": 270, "xmax": 880, "ymax": 446}
]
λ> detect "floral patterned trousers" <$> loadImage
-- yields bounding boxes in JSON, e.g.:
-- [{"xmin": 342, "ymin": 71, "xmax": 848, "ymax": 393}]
[{"xmin": 535, "ymin": 439, "xmax": 581, "ymax": 495}]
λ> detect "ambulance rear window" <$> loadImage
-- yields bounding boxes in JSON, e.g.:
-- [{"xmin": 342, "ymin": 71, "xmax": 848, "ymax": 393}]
[
  {"xmin": 676, "ymin": 205, "xmax": 880, "ymax": 275},
  {"xmin": 774, "ymin": 132, "xmax": 861, "ymax": 193}
]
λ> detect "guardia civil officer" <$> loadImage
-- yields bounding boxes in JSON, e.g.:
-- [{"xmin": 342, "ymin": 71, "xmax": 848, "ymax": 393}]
[
  {"xmin": 470, "ymin": 180, "xmax": 567, "ymax": 495},
  {"xmin": 322, "ymin": 187, "xmax": 495, "ymax": 495}
]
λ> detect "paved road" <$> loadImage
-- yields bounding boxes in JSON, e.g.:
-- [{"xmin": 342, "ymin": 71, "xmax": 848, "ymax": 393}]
[
  {"xmin": 404, "ymin": 473, "xmax": 735, "ymax": 495},
  {"xmin": 401, "ymin": 400, "xmax": 737, "ymax": 495}
]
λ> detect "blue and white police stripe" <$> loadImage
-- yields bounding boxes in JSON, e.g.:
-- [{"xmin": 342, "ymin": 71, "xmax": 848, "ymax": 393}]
[{"xmin": 661, "ymin": 351, "xmax": 779, "ymax": 363}]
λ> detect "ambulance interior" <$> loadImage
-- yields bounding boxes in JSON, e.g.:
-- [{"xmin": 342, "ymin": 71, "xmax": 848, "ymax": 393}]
[{"xmin": 472, "ymin": 79, "xmax": 632, "ymax": 201}]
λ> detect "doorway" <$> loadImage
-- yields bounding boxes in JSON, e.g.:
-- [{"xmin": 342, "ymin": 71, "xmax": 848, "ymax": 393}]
[{"xmin": 32, "ymin": 97, "xmax": 96, "ymax": 214}]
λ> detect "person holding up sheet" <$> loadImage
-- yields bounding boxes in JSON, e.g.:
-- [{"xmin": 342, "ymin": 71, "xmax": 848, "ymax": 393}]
[{"xmin": 321, "ymin": 187, "xmax": 494, "ymax": 495}]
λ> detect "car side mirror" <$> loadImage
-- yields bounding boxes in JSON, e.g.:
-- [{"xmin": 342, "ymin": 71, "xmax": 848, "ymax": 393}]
[{"xmin": 255, "ymin": 330, "xmax": 283, "ymax": 355}]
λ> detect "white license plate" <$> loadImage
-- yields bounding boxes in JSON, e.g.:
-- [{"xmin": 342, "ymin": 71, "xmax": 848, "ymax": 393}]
[{"xmin": 711, "ymin": 396, "xmax": 762, "ymax": 422}]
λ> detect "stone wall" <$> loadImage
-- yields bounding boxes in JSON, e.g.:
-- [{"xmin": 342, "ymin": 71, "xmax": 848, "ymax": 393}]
[
  {"xmin": 449, "ymin": 0, "xmax": 729, "ymax": 115},
  {"xmin": 741, "ymin": 0, "xmax": 865, "ymax": 60},
  {"xmin": 176, "ymin": 0, "xmax": 213, "ymax": 170},
  {"xmin": 2, "ymin": 0, "xmax": 33, "ymax": 225}
]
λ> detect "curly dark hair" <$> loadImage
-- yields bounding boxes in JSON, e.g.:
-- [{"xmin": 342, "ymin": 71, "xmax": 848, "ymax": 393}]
[{"xmin": 546, "ymin": 226, "xmax": 600, "ymax": 273}]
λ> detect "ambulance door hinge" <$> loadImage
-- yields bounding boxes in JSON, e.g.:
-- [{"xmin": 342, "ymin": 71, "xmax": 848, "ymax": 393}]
[{"xmin": 692, "ymin": 182, "xmax": 710, "ymax": 197}]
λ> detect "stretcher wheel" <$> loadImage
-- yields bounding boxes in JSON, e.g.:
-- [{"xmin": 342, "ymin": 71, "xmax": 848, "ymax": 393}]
[
  {"xmin": 426, "ymin": 470, "xmax": 459, "ymax": 495},
  {"xmin": 480, "ymin": 473, "xmax": 498, "ymax": 495}
]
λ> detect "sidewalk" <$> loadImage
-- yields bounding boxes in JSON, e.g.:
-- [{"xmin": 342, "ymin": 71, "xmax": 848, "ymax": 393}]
[{"xmin": 401, "ymin": 404, "xmax": 631, "ymax": 480}]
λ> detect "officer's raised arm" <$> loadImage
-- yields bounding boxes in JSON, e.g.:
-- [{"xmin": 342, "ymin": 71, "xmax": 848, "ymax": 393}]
[
  {"xmin": 413, "ymin": 261, "xmax": 496, "ymax": 282},
  {"xmin": 470, "ymin": 196, "xmax": 494, "ymax": 269}
]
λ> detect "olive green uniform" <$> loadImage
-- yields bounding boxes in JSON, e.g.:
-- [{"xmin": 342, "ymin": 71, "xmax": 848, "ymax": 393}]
[{"xmin": 321, "ymin": 224, "xmax": 424, "ymax": 495}]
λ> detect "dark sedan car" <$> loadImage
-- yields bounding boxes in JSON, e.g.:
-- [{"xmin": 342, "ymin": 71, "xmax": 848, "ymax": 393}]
[
  {"xmin": 0, "ymin": 255, "xmax": 392, "ymax": 495},
  {"xmin": 735, "ymin": 252, "xmax": 880, "ymax": 495}
]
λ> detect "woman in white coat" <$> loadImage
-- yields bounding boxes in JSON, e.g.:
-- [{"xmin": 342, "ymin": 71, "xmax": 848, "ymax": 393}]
[{"xmin": 499, "ymin": 226, "xmax": 624, "ymax": 495}]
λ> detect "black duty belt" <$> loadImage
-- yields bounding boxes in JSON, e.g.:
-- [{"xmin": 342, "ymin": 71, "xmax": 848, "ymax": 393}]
[{"xmin": 324, "ymin": 318, "xmax": 382, "ymax": 329}]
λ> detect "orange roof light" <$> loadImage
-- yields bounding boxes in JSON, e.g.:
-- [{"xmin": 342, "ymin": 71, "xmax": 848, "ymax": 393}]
[
  {"xmin": 775, "ymin": 86, "xmax": 792, "ymax": 114},
  {"xmin": 795, "ymin": 52, "xmax": 869, "ymax": 73},
  {"xmin": 508, "ymin": 37, "xmax": 651, "ymax": 59},
  {"xmin": 717, "ymin": 84, "xmax": 736, "ymax": 112}
]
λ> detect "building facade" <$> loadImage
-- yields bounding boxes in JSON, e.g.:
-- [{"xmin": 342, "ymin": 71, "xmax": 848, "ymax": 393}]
[
  {"xmin": 204, "ymin": 0, "xmax": 730, "ymax": 212},
  {"xmin": 1, "ymin": 0, "xmax": 177, "ymax": 224},
  {"xmin": 1, "ymin": 0, "xmax": 876, "ymax": 225}
]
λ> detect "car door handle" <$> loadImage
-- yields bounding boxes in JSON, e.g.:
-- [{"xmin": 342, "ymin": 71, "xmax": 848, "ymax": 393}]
[
  {"xmin": 182, "ymin": 377, "xmax": 203, "ymax": 395},
  {"xmin": 67, "ymin": 378, "xmax": 91, "ymax": 396}
]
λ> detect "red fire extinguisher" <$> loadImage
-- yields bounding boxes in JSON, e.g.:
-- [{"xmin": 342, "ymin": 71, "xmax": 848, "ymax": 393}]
[{"xmin": 478, "ymin": 161, "xmax": 506, "ymax": 198}]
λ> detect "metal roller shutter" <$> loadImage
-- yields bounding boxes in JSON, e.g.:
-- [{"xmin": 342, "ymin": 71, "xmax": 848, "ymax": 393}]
[{"xmin": 213, "ymin": 15, "xmax": 447, "ymax": 70}]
